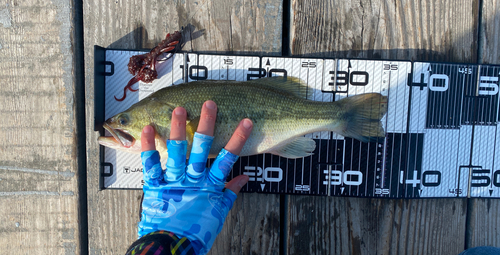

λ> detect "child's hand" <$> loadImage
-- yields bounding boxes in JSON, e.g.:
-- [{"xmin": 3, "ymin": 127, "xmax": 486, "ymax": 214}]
[{"xmin": 138, "ymin": 100, "xmax": 252, "ymax": 255}]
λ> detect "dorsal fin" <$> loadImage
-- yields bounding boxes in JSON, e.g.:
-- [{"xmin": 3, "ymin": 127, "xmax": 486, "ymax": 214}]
[{"xmin": 247, "ymin": 77, "xmax": 312, "ymax": 99}]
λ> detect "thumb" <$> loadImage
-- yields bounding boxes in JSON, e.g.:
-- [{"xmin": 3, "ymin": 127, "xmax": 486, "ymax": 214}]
[{"xmin": 225, "ymin": 175, "xmax": 249, "ymax": 195}]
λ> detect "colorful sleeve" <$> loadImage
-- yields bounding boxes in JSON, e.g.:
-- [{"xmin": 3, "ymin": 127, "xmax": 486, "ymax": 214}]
[{"xmin": 126, "ymin": 230, "xmax": 196, "ymax": 255}]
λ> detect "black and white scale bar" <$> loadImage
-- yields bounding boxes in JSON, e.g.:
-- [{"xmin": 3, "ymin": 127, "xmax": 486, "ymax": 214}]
[{"xmin": 95, "ymin": 49, "xmax": 500, "ymax": 199}]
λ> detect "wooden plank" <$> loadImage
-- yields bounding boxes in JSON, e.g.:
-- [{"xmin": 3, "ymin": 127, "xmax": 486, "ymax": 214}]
[
  {"xmin": 478, "ymin": 0, "xmax": 500, "ymax": 64},
  {"xmin": 0, "ymin": 0, "xmax": 81, "ymax": 254},
  {"xmin": 83, "ymin": 0, "xmax": 283, "ymax": 253},
  {"xmin": 210, "ymin": 194, "xmax": 280, "ymax": 254},
  {"xmin": 290, "ymin": 0, "xmax": 479, "ymax": 62},
  {"xmin": 288, "ymin": 0, "xmax": 479, "ymax": 254},
  {"xmin": 466, "ymin": 0, "xmax": 500, "ymax": 249},
  {"xmin": 467, "ymin": 199, "xmax": 500, "ymax": 248},
  {"xmin": 287, "ymin": 197, "xmax": 467, "ymax": 254}
]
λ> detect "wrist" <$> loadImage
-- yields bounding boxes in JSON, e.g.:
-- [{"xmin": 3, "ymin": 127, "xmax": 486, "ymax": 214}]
[{"xmin": 128, "ymin": 230, "xmax": 196, "ymax": 255}]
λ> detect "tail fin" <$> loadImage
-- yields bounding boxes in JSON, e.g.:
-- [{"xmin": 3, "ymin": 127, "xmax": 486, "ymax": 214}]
[{"xmin": 337, "ymin": 93, "xmax": 388, "ymax": 142}]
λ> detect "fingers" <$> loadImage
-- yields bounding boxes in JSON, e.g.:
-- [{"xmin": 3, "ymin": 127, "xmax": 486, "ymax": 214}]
[
  {"xmin": 141, "ymin": 150, "xmax": 163, "ymax": 184},
  {"xmin": 141, "ymin": 125, "xmax": 163, "ymax": 184},
  {"xmin": 141, "ymin": 125, "xmax": 162, "ymax": 183},
  {"xmin": 186, "ymin": 132, "xmax": 214, "ymax": 182},
  {"xmin": 165, "ymin": 140, "xmax": 187, "ymax": 182},
  {"xmin": 225, "ymin": 175, "xmax": 250, "ymax": 195},
  {"xmin": 186, "ymin": 101, "xmax": 217, "ymax": 182},
  {"xmin": 165, "ymin": 107, "xmax": 188, "ymax": 182},
  {"xmin": 196, "ymin": 100, "xmax": 217, "ymax": 136},
  {"xmin": 141, "ymin": 125, "xmax": 156, "ymax": 151},
  {"xmin": 207, "ymin": 118, "xmax": 253, "ymax": 185},
  {"xmin": 170, "ymin": 107, "xmax": 186, "ymax": 140},
  {"xmin": 224, "ymin": 119, "xmax": 253, "ymax": 155},
  {"xmin": 171, "ymin": 101, "xmax": 216, "ymax": 140}
]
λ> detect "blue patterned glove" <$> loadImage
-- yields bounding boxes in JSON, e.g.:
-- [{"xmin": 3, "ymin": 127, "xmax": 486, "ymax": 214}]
[{"xmin": 138, "ymin": 132, "xmax": 239, "ymax": 255}]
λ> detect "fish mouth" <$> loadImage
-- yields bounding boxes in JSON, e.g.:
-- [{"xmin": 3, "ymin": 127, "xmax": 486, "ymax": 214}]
[{"xmin": 99, "ymin": 123, "xmax": 135, "ymax": 148}]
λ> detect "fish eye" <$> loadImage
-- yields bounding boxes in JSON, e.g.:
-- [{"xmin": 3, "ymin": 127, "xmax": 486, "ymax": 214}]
[{"xmin": 118, "ymin": 115, "xmax": 129, "ymax": 126}]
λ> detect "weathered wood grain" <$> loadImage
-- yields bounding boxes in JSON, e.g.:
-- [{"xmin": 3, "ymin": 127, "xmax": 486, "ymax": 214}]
[
  {"xmin": 287, "ymin": 197, "xmax": 467, "ymax": 254},
  {"xmin": 478, "ymin": 0, "xmax": 500, "ymax": 64},
  {"xmin": 290, "ymin": 0, "xmax": 479, "ymax": 62},
  {"xmin": 466, "ymin": 0, "xmax": 500, "ymax": 249},
  {"xmin": 288, "ymin": 0, "xmax": 479, "ymax": 254},
  {"xmin": 84, "ymin": 0, "xmax": 283, "ymax": 253},
  {"xmin": 0, "ymin": 0, "xmax": 81, "ymax": 253},
  {"xmin": 210, "ymin": 194, "xmax": 280, "ymax": 254},
  {"xmin": 467, "ymin": 199, "xmax": 500, "ymax": 248}
]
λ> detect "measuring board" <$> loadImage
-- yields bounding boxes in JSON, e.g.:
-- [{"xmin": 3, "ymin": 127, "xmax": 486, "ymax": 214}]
[{"xmin": 94, "ymin": 46, "xmax": 500, "ymax": 198}]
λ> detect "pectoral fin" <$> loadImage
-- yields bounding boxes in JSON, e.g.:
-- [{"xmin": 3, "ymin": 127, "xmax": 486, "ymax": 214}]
[
  {"xmin": 186, "ymin": 116, "xmax": 200, "ymax": 142},
  {"xmin": 185, "ymin": 116, "xmax": 200, "ymax": 158},
  {"xmin": 268, "ymin": 137, "xmax": 316, "ymax": 158}
]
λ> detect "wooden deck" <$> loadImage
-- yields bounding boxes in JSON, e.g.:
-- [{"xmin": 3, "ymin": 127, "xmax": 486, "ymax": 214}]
[{"xmin": 1, "ymin": 0, "xmax": 500, "ymax": 254}]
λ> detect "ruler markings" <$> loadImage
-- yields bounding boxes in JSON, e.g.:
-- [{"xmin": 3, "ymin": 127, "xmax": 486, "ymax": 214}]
[{"xmin": 99, "ymin": 52, "xmax": 500, "ymax": 198}]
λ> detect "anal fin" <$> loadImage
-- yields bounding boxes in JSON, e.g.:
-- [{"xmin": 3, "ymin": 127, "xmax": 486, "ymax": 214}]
[{"xmin": 268, "ymin": 137, "xmax": 316, "ymax": 158}]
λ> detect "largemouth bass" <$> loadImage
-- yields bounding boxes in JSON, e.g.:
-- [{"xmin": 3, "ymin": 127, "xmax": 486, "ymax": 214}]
[{"xmin": 98, "ymin": 77, "xmax": 388, "ymax": 159}]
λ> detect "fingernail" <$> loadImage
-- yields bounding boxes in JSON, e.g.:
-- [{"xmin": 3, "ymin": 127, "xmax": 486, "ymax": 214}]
[
  {"xmin": 242, "ymin": 119, "xmax": 252, "ymax": 129},
  {"xmin": 205, "ymin": 100, "xmax": 216, "ymax": 110},
  {"xmin": 238, "ymin": 175, "xmax": 249, "ymax": 187},
  {"xmin": 175, "ymin": 107, "xmax": 186, "ymax": 115},
  {"xmin": 144, "ymin": 125, "xmax": 153, "ymax": 134}
]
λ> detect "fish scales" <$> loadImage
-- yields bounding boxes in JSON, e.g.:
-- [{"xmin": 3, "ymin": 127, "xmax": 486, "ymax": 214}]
[
  {"xmin": 98, "ymin": 77, "xmax": 388, "ymax": 159},
  {"xmin": 149, "ymin": 80, "xmax": 342, "ymax": 156}
]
